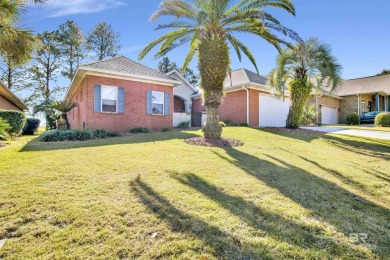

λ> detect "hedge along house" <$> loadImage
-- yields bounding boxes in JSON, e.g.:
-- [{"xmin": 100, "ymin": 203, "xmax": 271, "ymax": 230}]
[
  {"xmin": 65, "ymin": 56, "xmax": 182, "ymax": 132},
  {"xmin": 0, "ymin": 82, "xmax": 28, "ymax": 112},
  {"xmin": 333, "ymin": 74, "xmax": 390, "ymax": 123},
  {"xmin": 191, "ymin": 68, "xmax": 343, "ymax": 127}
]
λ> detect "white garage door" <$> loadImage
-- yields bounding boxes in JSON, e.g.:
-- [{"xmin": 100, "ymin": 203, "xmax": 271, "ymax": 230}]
[
  {"xmin": 321, "ymin": 106, "xmax": 337, "ymax": 124},
  {"xmin": 259, "ymin": 94, "xmax": 290, "ymax": 127}
]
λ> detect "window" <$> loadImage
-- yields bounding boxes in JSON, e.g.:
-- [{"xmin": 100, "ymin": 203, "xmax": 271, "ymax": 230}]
[
  {"xmin": 362, "ymin": 101, "xmax": 366, "ymax": 113},
  {"xmin": 152, "ymin": 91, "xmax": 164, "ymax": 115},
  {"xmin": 80, "ymin": 88, "xmax": 83, "ymax": 101},
  {"xmin": 101, "ymin": 85, "xmax": 118, "ymax": 113}
]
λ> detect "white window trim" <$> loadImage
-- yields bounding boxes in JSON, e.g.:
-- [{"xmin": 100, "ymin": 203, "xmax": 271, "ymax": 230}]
[
  {"xmin": 362, "ymin": 100, "xmax": 366, "ymax": 113},
  {"xmin": 101, "ymin": 85, "xmax": 118, "ymax": 113},
  {"xmin": 152, "ymin": 91, "xmax": 165, "ymax": 115}
]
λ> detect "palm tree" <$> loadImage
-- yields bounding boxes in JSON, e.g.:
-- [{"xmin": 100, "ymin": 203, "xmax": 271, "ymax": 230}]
[
  {"xmin": 0, "ymin": 1, "xmax": 47, "ymax": 67},
  {"xmin": 139, "ymin": 0, "xmax": 300, "ymax": 139},
  {"xmin": 51, "ymin": 100, "xmax": 78, "ymax": 130},
  {"xmin": 33, "ymin": 98, "xmax": 56, "ymax": 130},
  {"xmin": 268, "ymin": 38, "xmax": 342, "ymax": 128},
  {"xmin": 33, "ymin": 99, "xmax": 78, "ymax": 130}
]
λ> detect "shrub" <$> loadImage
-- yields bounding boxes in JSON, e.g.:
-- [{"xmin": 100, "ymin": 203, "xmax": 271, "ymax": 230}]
[
  {"xmin": 0, "ymin": 117, "xmax": 11, "ymax": 140},
  {"xmin": 22, "ymin": 118, "xmax": 41, "ymax": 135},
  {"xmin": 93, "ymin": 129, "xmax": 121, "ymax": 138},
  {"xmin": 42, "ymin": 130, "xmax": 74, "ymax": 142},
  {"xmin": 219, "ymin": 121, "xmax": 226, "ymax": 127},
  {"xmin": 41, "ymin": 129, "xmax": 121, "ymax": 142},
  {"xmin": 0, "ymin": 110, "xmax": 26, "ymax": 136},
  {"xmin": 239, "ymin": 123, "xmax": 248, "ymax": 127},
  {"xmin": 346, "ymin": 112, "xmax": 360, "ymax": 125},
  {"xmin": 72, "ymin": 129, "xmax": 94, "ymax": 141},
  {"xmin": 161, "ymin": 127, "xmax": 171, "ymax": 132},
  {"xmin": 176, "ymin": 121, "xmax": 190, "ymax": 129},
  {"xmin": 130, "ymin": 127, "xmax": 150, "ymax": 133},
  {"xmin": 223, "ymin": 120, "xmax": 237, "ymax": 126},
  {"xmin": 375, "ymin": 112, "xmax": 390, "ymax": 127}
]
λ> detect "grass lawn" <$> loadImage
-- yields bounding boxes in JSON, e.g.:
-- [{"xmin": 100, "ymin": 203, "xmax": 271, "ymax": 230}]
[
  {"xmin": 325, "ymin": 124, "xmax": 390, "ymax": 132},
  {"xmin": 0, "ymin": 128, "xmax": 389, "ymax": 259}
]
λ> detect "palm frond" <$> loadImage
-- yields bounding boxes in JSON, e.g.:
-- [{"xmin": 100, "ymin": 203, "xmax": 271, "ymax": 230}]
[
  {"xmin": 138, "ymin": 28, "xmax": 194, "ymax": 60},
  {"xmin": 227, "ymin": 34, "xmax": 259, "ymax": 74}
]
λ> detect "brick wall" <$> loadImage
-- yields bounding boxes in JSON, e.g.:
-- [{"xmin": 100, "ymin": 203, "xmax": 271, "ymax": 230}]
[
  {"xmin": 192, "ymin": 90, "xmax": 247, "ymax": 125},
  {"xmin": 68, "ymin": 75, "xmax": 174, "ymax": 132},
  {"xmin": 359, "ymin": 94, "xmax": 373, "ymax": 113},
  {"xmin": 308, "ymin": 95, "xmax": 341, "ymax": 124},
  {"xmin": 339, "ymin": 95, "xmax": 358, "ymax": 123},
  {"xmin": 192, "ymin": 89, "xmax": 274, "ymax": 127},
  {"xmin": 0, "ymin": 94, "xmax": 22, "ymax": 111}
]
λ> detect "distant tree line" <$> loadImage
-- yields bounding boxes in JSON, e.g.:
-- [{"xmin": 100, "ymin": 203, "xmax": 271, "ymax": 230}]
[
  {"xmin": 1, "ymin": 19, "xmax": 199, "ymax": 111},
  {"xmin": 0, "ymin": 20, "xmax": 122, "ymax": 105}
]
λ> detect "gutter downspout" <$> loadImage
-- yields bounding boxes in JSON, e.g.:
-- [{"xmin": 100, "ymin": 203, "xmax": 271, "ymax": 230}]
[{"xmin": 243, "ymin": 86, "xmax": 249, "ymax": 126}]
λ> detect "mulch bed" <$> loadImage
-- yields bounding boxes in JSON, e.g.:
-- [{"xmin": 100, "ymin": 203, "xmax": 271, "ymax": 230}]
[
  {"xmin": 265, "ymin": 127, "xmax": 324, "ymax": 134},
  {"xmin": 185, "ymin": 137, "xmax": 244, "ymax": 147}
]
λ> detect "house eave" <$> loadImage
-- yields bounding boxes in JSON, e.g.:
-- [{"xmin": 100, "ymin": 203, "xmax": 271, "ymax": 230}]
[
  {"xmin": 338, "ymin": 90, "xmax": 389, "ymax": 97},
  {"xmin": 166, "ymin": 70, "xmax": 198, "ymax": 92},
  {"xmin": 0, "ymin": 82, "xmax": 29, "ymax": 111},
  {"xmin": 65, "ymin": 67, "xmax": 181, "ymax": 101}
]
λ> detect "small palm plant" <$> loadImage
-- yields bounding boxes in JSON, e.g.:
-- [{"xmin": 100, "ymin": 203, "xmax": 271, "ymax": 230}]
[
  {"xmin": 301, "ymin": 104, "xmax": 316, "ymax": 125},
  {"xmin": 139, "ymin": 0, "xmax": 300, "ymax": 139},
  {"xmin": 33, "ymin": 98, "xmax": 56, "ymax": 130},
  {"xmin": 269, "ymin": 38, "xmax": 342, "ymax": 128},
  {"xmin": 51, "ymin": 100, "xmax": 78, "ymax": 130}
]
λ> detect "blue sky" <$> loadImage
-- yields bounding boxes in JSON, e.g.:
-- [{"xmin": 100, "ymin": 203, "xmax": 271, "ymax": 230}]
[{"xmin": 24, "ymin": 0, "xmax": 390, "ymax": 92}]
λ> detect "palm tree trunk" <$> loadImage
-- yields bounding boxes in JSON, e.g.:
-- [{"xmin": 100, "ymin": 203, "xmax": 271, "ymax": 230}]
[
  {"xmin": 62, "ymin": 113, "xmax": 70, "ymax": 130},
  {"xmin": 286, "ymin": 78, "xmax": 313, "ymax": 128},
  {"xmin": 198, "ymin": 36, "xmax": 230, "ymax": 139}
]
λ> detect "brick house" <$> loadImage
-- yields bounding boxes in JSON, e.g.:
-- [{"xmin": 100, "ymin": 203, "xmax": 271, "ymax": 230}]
[
  {"xmin": 0, "ymin": 82, "xmax": 28, "ymax": 112},
  {"xmin": 65, "ymin": 56, "xmax": 184, "ymax": 132},
  {"xmin": 191, "ymin": 68, "xmax": 344, "ymax": 127},
  {"xmin": 65, "ymin": 56, "xmax": 390, "ymax": 130},
  {"xmin": 334, "ymin": 74, "xmax": 390, "ymax": 123}
]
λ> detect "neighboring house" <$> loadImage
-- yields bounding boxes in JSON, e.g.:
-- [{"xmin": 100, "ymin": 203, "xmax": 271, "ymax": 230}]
[
  {"xmin": 166, "ymin": 70, "xmax": 198, "ymax": 126},
  {"xmin": 334, "ymin": 74, "xmax": 390, "ymax": 123},
  {"xmin": 0, "ymin": 82, "xmax": 28, "ymax": 112},
  {"xmin": 307, "ymin": 90, "xmax": 343, "ymax": 125},
  {"xmin": 65, "ymin": 56, "xmax": 197, "ymax": 132},
  {"xmin": 191, "ymin": 68, "xmax": 343, "ymax": 127},
  {"xmin": 65, "ymin": 56, "xmax": 390, "ymax": 130}
]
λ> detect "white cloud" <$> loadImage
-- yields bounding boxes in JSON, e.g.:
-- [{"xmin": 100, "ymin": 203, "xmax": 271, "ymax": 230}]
[{"xmin": 42, "ymin": 0, "xmax": 126, "ymax": 17}]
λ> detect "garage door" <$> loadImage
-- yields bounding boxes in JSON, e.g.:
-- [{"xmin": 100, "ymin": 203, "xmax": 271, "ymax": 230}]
[
  {"xmin": 259, "ymin": 94, "xmax": 290, "ymax": 127},
  {"xmin": 321, "ymin": 106, "xmax": 337, "ymax": 124}
]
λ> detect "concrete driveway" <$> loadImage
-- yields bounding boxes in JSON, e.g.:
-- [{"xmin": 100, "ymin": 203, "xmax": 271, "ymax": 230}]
[{"xmin": 301, "ymin": 126, "xmax": 390, "ymax": 140}]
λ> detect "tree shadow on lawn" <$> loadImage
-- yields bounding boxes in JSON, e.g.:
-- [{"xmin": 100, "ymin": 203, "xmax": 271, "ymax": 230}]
[
  {"xmin": 129, "ymin": 179, "xmax": 269, "ymax": 259},
  {"xmin": 169, "ymin": 172, "xmax": 360, "ymax": 258},
  {"xmin": 278, "ymin": 148, "xmax": 380, "ymax": 197},
  {"xmin": 19, "ymin": 131, "xmax": 199, "ymax": 152},
  {"xmin": 214, "ymin": 148, "xmax": 390, "ymax": 258},
  {"xmin": 257, "ymin": 128, "xmax": 390, "ymax": 160}
]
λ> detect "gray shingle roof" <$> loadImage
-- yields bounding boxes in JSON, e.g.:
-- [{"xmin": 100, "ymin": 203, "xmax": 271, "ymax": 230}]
[
  {"xmin": 81, "ymin": 56, "xmax": 175, "ymax": 81},
  {"xmin": 334, "ymin": 74, "xmax": 390, "ymax": 96},
  {"xmin": 223, "ymin": 68, "xmax": 268, "ymax": 88}
]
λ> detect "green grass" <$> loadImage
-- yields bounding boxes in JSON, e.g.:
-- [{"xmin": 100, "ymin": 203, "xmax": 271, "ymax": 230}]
[
  {"xmin": 326, "ymin": 124, "xmax": 390, "ymax": 132},
  {"xmin": 0, "ymin": 128, "xmax": 389, "ymax": 259}
]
